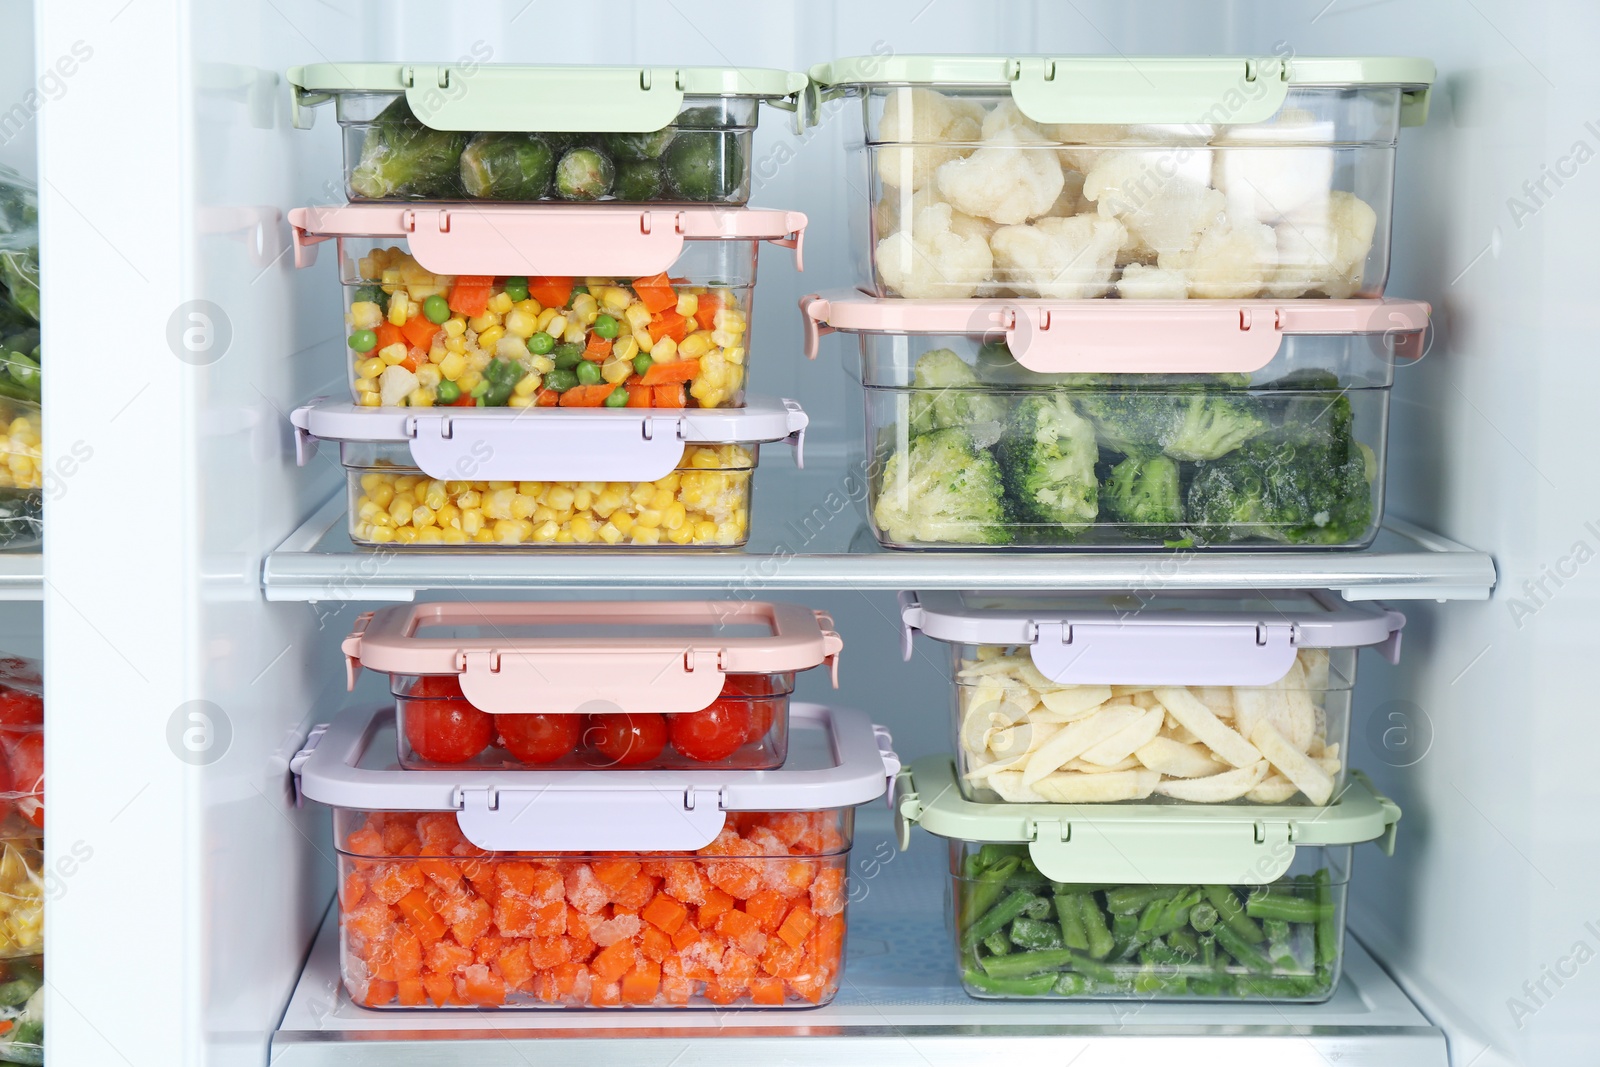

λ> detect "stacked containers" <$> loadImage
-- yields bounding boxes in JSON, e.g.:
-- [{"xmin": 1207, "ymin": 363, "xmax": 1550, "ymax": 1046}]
[
  {"xmin": 894, "ymin": 590, "xmax": 1406, "ymax": 1001},
  {"xmin": 0, "ymin": 654, "xmax": 43, "ymax": 1059},
  {"xmin": 286, "ymin": 64, "xmax": 814, "ymax": 548},
  {"xmin": 297, "ymin": 600, "xmax": 896, "ymax": 1009},
  {"xmin": 805, "ymin": 55, "xmax": 1436, "ymax": 550}
]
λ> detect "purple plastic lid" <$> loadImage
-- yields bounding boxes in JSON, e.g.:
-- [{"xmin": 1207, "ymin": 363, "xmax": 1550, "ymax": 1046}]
[{"xmin": 900, "ymin": 589, "xmax": 1404, "ymax": 687}]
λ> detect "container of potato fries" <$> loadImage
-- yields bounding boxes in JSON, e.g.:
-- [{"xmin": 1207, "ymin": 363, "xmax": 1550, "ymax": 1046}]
[{"xmin": 900, "ymin": 590, "xmax": 1404, "ymax": 806}]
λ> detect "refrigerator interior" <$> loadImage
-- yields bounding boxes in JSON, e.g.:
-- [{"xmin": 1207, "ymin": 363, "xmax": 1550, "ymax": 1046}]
[{"xmin": 30, "ymin": 0, "xmax": 1595, "ymax": 1064}]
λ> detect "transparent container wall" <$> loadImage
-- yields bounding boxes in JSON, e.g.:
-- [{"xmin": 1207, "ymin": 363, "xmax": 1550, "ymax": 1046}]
[
  {"xmin": 858, "ymin": 349, "xmax": 1388, "ymax": 549},
  {"xmin": 334, "ymin": 92, "xmax": 759, "ymax": 205},
  {"xmin": 340, "ymin": 236, "xmax": 755, "ymax": 410},
  {"xmin": 0, "ymin": 833, "xmax": 42, "ymax": 959},
  {"xmin": 341, "ymin": 441, "xmax": 757, "ymax": 548},
  {"xmin": 949, "ymin": 841, "xmax": 1349, "ymax": 1001},
  {"xmin": 393, "ymin": 670, "xmax": 795, "ymax": 770},
  {"xmin": 950, "ymin": 644, "xmax": 1355, "ymax": 805},
  {"xmin": 0, "ymin": 398, "xmax": 40, "ymax": 550},
  {"xmin": 334, "ymin": 808, "xmax": 853, "ymax": 1009},
  {"xmin": 845, "ymin": 85, "xmax": 1404, "ymax": 300}
]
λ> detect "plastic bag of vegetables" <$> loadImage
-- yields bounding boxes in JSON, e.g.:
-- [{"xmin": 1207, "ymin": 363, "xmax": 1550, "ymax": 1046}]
[{"xmin": 0, "ymin": 168, "xmax": 37, "ymax": 325}]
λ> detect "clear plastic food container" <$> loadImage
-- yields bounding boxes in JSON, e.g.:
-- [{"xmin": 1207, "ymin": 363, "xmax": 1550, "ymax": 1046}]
[
  {"xmin": 893, "ymin": 755, "xmax": 1401, "ymax": 1002},
  {"xmin": 0, "ymin": 954, "xmax": 41, "ymax": 1062},
  {"xmin": 900, "ymin": 590, "xmax": 1404, "ymax": 806},
  {"xmin": 807, "ymin": 55, "xmax": 1434, "ymax": 300},
  {"xmin": 0, "ymin": 653, "xmax": 41, "ymax": 839},
  {"xmin": 290, "ymin": 395, "xmax": 807, "ymax": 548},
  {"xmin": 0, "ymin": 399, "xmax": 39, "ymax": 550},
  {"xmin": 294, "ymin": 702, "xmax": 899, "ymax": 1009},
  {"xmin": 802, "ymin": 290, "xmax": 1428, "ymax": 549},
  {"xmin": 342, "ymin": 600, "xmax": 842, "ymax": 772},
  {"xmin": 289, "ymin": 204, "xmax": 806, "ymax": 411},
  {"xmin": 288, "ymin": 63, "xmax": 808, "ymax": 205}
]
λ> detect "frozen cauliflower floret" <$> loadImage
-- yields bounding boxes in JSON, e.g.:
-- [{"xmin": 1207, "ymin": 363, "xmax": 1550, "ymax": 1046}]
[
  {"xmin": 378, "ymin": 365, "xmax": 420, "ymax": 406},
  {"xmin": 1116, "ymin": 263, "xmax": 1190, "ymax": 300},
  {"xmin": 1083, "ymin": 148, "xmax": 1224, "ymax": 260},
  {"xmin": 876, "ymin": 185, "xmax": 997, "ymax": 245},
  {"xmin": 1158, "ymin": 214, "xmax": 1277, "ymax": 298},
  {"xmin": 936, "ymin": 129, "xmax": 1065, "ymax": 225},
  {"xmin": 876, "ymin": 88, "xmax": 985, "ymax": 191},
  {"xmin": 1267, "ymin": 190, "xmax": 1378, "ymax": 298},
  {"xmin": 1042, "ymin": 122, "xmax": 1133, "ymax": 172},
  {"xmin": 876, "ymin": 201, "xmax": 995, "ymax": 299},
  {"xmin": 991, "ymin": 214, "xmax": 1127, "ymax": 299},
  {"xmin": 980, "ymin": 100, "xmax": 1054, "ymax": 142},
  {"xmin": 1048, "ymin": 169, "xmax": 1088, "ymax": 219}
]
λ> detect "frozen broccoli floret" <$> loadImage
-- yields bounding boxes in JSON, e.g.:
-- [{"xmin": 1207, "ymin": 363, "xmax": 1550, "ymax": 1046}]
[
  {"xmin": 908, "ymin": 349, "xmax": 1007, "ymax": 441},
  {"xmin": 1075, "ymin": 387, "xmax": 1178, "ymax": 457},
  {"xmin": 874, "ymin": 428, "xmax": 1011, "ymax": 545},
  {"xmin": 349, "ymin": 98, "xmax": 467, "ymax": 200},
  {"xmin": 1104, "ymin": 454, "xmax": 1183, "ymax": 530},
  {"xmin": 996, "ymin": 393, "xmax": 1099, "ymax": 533},
  {"xmin": 1163, "ymin": 391, "xmax": 1267, "ymax": 461},
  {"xmin": 555, "ymin": 147, "xmax": 616, "ymax": 200},
  {"xmin": 1185, "ymin": 433, "xmax": 1375, "ymax": 546},
  {"xmin": 459, "ymin": 133, "xmax": 556, "ymax": 200}
]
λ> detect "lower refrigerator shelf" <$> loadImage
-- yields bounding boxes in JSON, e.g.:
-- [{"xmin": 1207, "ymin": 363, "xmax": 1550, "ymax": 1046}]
[{"xmin": 270, "ymin": 810, "xmax": 1448, "ymax": 1066}]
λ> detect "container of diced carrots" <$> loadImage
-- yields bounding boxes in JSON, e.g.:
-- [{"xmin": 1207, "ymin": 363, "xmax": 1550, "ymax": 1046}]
[
  {"xmin": 296, "ymin": 701, "xmax": 897, "ymax": 1010},
  {"xmin": 287, "ymin": 204, "xmax": 807, "ymax": 411}
]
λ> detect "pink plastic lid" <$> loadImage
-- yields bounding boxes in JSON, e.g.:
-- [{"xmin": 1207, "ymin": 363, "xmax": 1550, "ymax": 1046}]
[
  {"xmin": 287, "ymin": 203, "xmax": 807, "ymax": 276},
  {"xmin": 800, "ymin": 289, "xmax": 1431, "ymax": 375},
  {"xmin": 344, "ymin": 600, "xmax": 843, "ymax": 716}
]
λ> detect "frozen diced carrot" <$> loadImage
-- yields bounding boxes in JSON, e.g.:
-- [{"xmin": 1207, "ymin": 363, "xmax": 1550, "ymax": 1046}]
[
  {"xmin": 361, "ymin": 979, "xmax": 398, "ymax": 1007},
  {"xmin": 492, "ymin": 894, "xmax": 537, "ymax": 937},
  {"xmin": 458, "ymin": 963, "xmax": 506, "ymax": 1006},
  {"xmin": 641, "ymin": 859, "xmax": 676, "ymax": 878},
  {"xmin": 808, "ymin": 866, "xmax": 846, "ymax": 917},
  {"xmin": 762, "ymin": 811, "xmax": 810, "ymax": 847},
  {"xmin": 621, "ymin": 959, "xmax": 662, "ymax": 1004},
  {"xmin": 395, "ymin": 977, "xmax": 427, "ymax": 1006},
  {"xmin": 770, "ymin": 859, "xmax": 815, "ymax": 898},
  {"xmin": 641, "ymin": 893, "xmax": 689, "ymax": 935},
  {"xmin": 420, "ymin": 972, "xmax": 455, "ymax": 1006},
  {"xmin": 526, "ymin": 934, "xmax": 571, "ymax": 969},
  {"xmin": 662, "ymin": 975, "xmax": 694, "ymax": 1005},
  {"xmin": 633, "ymin": 273, "xmax": 677, "ymax": 314},
  {"xmin": 381, "ymin": 819, "xmax": 420, "ymax": 855},
  {"xmin": 810, "ymin": 913, "xmax": 846, "ymax": 965},
  {"xmin": 749, "ymin": 975, "xmax": 786, "ymax": 1005},
  {"xmin": 591, "ymin": 857, "xmax": 642, "ymax": 890},
  {"xmin": 744, "ymin": 889, "xmax": 788, "ymax": 934},
  {"xmin": 341, "ymin": 870, "xmax": 366, "ymax": 909},
  {"xmin": 776, "ymin": 904, "xmax": 817, "ymax": 949},
  {"xmin": 369, "ymin": 863, "xmax": 425, "ymax": 905},
  {"xmin": 528, "ymin": 867, "xmax": 565, "ymax": 904},
  {"xmin": 590, "ymin": 980, "xmax": 622, "ymax": 1007},
  {"xmin": 640, "ymin": 925, "xmax": 672, "ymax": 963},
  {"xmin": 760, "ymin": 938, "xmax": 805, "ymax": 979},
  {"xmin": 496, "ymin": 941, "xmax": 534, "ymax": 991},
  {"xmin": 678, "ymin": 936, "xmax": 723, "ymax": 981},
  {"xmin": 787, "ymin": 969, "xmax": 832, "ymax": 1004},
  {"xmin": 391, "ymin": 926, "xmax": 422, "ymax": 979},
  {"xmin": 473, "ymin": 934, "xmax": 505, "ymax": 965},
  {"xmin": 716, "ymin": 908, "xmax": 766, "ymax": 958},
  {"xmin": 708, "ymin": 860, "xmax": 761, "ymax": 900},
  {"xmin": 664, "ymin": 860, "xmax": 708, "ymax": 905},
  {"xmin": 425, "ymin": 938, "xmax": 473, "ymax": 975},
  {"xmin": 590, "ymin": 937, "xmax": 637, "ymax": 984},
  {"xmin": 400, "ymin": 313, "xmax": 441, "ymax": 352},
  {"xmin": 702, "ymin": 982, "xmax": 739, "ymax": 1005},
  {"xmin": 417, "ymin": 858, "xmax": 462, "ymax": 893},
  {"xmin": 551, "ymin": 961, "xmax": 587, "ymax": 998},
  {"xmin": 693, "ymin": 290, "xmax": 723, "ymax": 332},
  {"xmin": 565, "ymin": 864, "xmax": 608, "ymax": 914},
  {"xmin": 344, "ymin": 897, "xmax": 392, "ymax": 942},
  {"xmin": 698, "ymin": 886, "xmax": 735, "ymax": 927},
  {"xmin": 532, "ymin": 900, "xmax": 567, "ymax": 937},
  {"xmin": 495, "ymin": 861, "xmax": 540, "ymax": 897},
  {"xmin": 611, "ymin": 872, "xmax": 657, "ymax": 912},
  {"xmin": 396, "ymin": 888, "xmax": 448, "ymax": 945},
  {"xmin": 450, "ymin": 898, "xmax": 492, "ymax": 948},
  {"xmin": 670, "ymin": 923, "xmax": 702, "ymax": 952},
  {"xmin": 720, "ymin": 947, "xmax": 757, "ymax": 994},
  {"xmin": 344, "ymin": 827, "xmax": 385, "ymax": 857}
]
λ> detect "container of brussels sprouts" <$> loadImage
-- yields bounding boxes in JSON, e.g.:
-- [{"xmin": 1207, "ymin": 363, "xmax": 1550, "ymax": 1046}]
[
  {"xmin": 288, "ymin": 64, "xmax": 808, "ymax": 205},
  {"xmin": 290, "ymin": 203, "xmax": 806, "ymax": 411},
  {"xmin": 801, "ymin": 290, "xmax": 1429, "ymax": 549},
  {"xmin": 893, "ymin": 755, "xmax": 1402, "ymax": 1002}
]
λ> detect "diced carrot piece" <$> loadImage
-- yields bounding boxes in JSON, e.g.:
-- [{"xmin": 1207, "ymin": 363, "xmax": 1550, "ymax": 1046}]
[
  {"xmin": 698, "ymin": 886, "xmax": 735, "ymax": 927},
  {"xmin": 535, "ymin": 388, "xmax": 561, "ymax": 407},
  {"xmin": 496, "ymin": 941, "xmax": 534, "ymax": 991},
  {"xmin": 621, "ymin": 959, "xmax": 662, "ymax": 1004},
  {"xmin": 590, "ymin": 938, "xmax": 637, "ymax": 984},
  {"xmin": 760, "ymin": 938, "xmax": 805, "ymax": 979},
  {"xmin": 590, "ymin": 980, "xmax": 622, "ymax": 1007},
  {"xmin": 396, "ymin": 977, "xmax": 427, "ymax": 1006},
  {"xmin": 641, "ymin": 859, "xmax": 676, "ymax": 878},
  {"xmin": 776, "ymin": 904, "xmax": 817, "ymax": 949},
  {"xmin": 426, "ymin": 938, "xmax": 473, "ymax": 975},
  {"xmin": 369, "ymin": 864, "xmax": 425, "ymax": 905},
  {"xmin": 625, "ymin": 382, "xmax": 653, "ymax": 408},
  {"xmin": 558, "ymin": 382, "xmax": 619, "ymax": 407},
  {"xmin": 492, "ymin": 894, "xmax": 536, "ymax": 937},
  {"xmin": 749, "ymin": 975, "xmax": 786, "ymax": 1005},
  {"xmin": 693, "ymin": 291, "xmax": 723, "ymax": 332},
  {"xmin": 639, "ymin": 358, "xmax": 700, "ymax": 387},
  {"xmin": 647, "ymin": 310, "xmax": 690, "ymax": 344},
  {"xmin": 708, "ymin": 861, "xmax": 761, "ymax": 900},
  {"xmin": 633, "ymin": 273, "xmax": 677, "ymax": 314},
  {"xmin": 341, "ymin": 870, "xmax": 366, "ymax": 908},
  {"xmin": 458, "ymin": 963, "xmax": 506, "ymax": 1005},
  {"xmin": 450, "ymin": 898, "xmax": 492, "ymax": 948},
  {"xmin": 744, "ymin": 889, "xmax": 789, "ymax": 934},
  {"xmin": 416, "ymin": 857, "xmax": 461, "ymax": 890},
  {"xmin": 361, "ymin": 979, "xmax": 398, "ymax": 1007},
  {"xmin": 391, "ymin": 926, "xmax": 423, "ymax": 978},
  {"xmin": 654, "ymin": 383, "xmax": 686, "ymax": 408},
  {"xmin": 582, "ymin": 334, "xmax": 613, "ymax": 361},
  {"xmin": 591, "ymin": 858, "xmax": 642, "ymax": 890},
  {"xmin": 641, "ymin": 893, "xmax": 689, "ymax": 935},
  {"xmin": 787, "ymin": 969, "xmax": 832, "ymax": 1004},
  {"xmin": 473, "ymin": 934, "xmax": 506, "ymax": 965},
  {"xmin": 640, "ymin": 925, "xmax": 672, "ymax": 963},
  {"xmin": 671, "ymin": 923, "xmax": 702, "ymax": 952},
  {"xmin": 532, "ymin": 900, "xmax": 567, "ymax": 937},
  {"xmin": 400, "ymin": 313, "xmax": 441, "ymax": 351},
  {"xmin": 809, "ymin": 865, "xmax": 846, "ymax": 916},
  {"xmin": 396, "ymin": 888, "xmax": 448, "ymax": 945},
  {"xmin": 526, "ymin": 934, "xmax": 571, "ymax": 969},
  {"xmin": 528, "ymin": 277, "xmax": 574, "ymax": 309},
  {"xmin": 374, "ymin": 323, "xmax": 407, "ymax": 353},
  {"xmin": 447, "ymin": 277, "xmax": 494, "ymax": 318},
  {"xmin": 662, "ymin": 974, "xmax": 694, "ymax": 1005},
  {"xmin": 552, "ymin": 961, "xmax": 587, "ymax": 998},
  {"xmin": 495, "ymin": 861, "xmax": 539, "ymax": 896},
  {"xmin": 810, "ymin": 912, "xmax": 847, "ymax": 964},
  {"xmin": 611, "ymin": 873, "xmax": 657, "ymax": 912},
  {"xmin": 719, "ymin": 947, "xmax": 757, "ymax": 994},
  {"xmin": 420, "ymin": 973, "xmax": 455, "ymax": 1006},
  {"xmin": 701, "ymin": 982, "xmax": 739, "ymax": 1005},
  {"xmin": 715, "ymin": 908, "xmax": 764, "ymax": 958}
]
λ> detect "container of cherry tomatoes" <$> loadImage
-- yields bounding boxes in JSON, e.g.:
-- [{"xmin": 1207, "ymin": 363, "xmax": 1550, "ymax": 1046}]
[{"xmin": 342, "ymin": 600, "xmax": 843, "ymax": 771}]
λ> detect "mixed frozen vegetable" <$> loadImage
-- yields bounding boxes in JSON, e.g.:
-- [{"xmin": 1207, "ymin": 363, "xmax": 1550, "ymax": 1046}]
[
  {"xmin": 869, "ymin": 90, "xmax": 1378, "ymax": 300},
  {"xmin": 0, "ymin": 168, "xmax": 37, "ymax": 325},
  {"xmin": 956, "ymin": 843, "xmax": 1339, "ymax": 1000},
  {"xmin": 349, "ymin": 248, "xmax": 748, "ymax": 409},
  {"xmin": 0, "ymin": 839, "xmax": 39, "ymax": 961},
  {"xmin": 0, "ymin": 957, "xmax": 40, "ymax": 1065},
  {"xmin": 350, "ymin": 98, "xmax": 747, "ymax": 203},
  {"xmin": 350, "ymin": 444, "xmax": 753, "ymax": 547},
  {"xmin": 872, "ymin": 347, "xmax": 1376, "ymax": 547},
  {"xmin": 400, "ymin": 672, "xmax": 789, "ymax": 770},
  {"xmin": 339, "ymin": 809, "xmax": 849, "ymax": 1008},
  {"xmin": 957, "ymin": 646, "xmax": 1342, "ymax": 805}
]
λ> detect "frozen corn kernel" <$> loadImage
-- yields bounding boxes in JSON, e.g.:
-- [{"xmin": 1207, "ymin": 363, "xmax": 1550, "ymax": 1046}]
[
  {"xmin": 442, "ymin": 316, "xmax": 467, "ymax": 338},
  {"xmin": 387, "ymin": 291, "xmax": 410, "ymax": 325},
  {"xmin": 486, "ymin": 291, "xmax": 515, "ymax": 315},
  {"xmin": 468, "ymin": 312, "xmax": 501, "ymax": 333},
  {"xmin": 651, "ymin": 336, "xmax": 678, "ymax": 363},
  {"xmin": 350, "ymin": 301, "xmax": 383, "ymax": 329},
  {"xmin": 378, "ymin": 343, "xmax": 408, "ymax": 366},
  {"xmin": 504, "ymin": 308, "xmax": 537, "ymax": 338},
  {"xmin": 544, "ymin": 314, "xmax": 568, "ymax": 339},
  {"xmin": 571, "ymin": 292, "xmax": 599, "ymax": 324},
  {"xmin": 477, "ymin": 324, "xmax": 506, "ymax": 350},
  {"xmin": 676, "ymin": 292, "xmax": 699, "ymax": 317}
]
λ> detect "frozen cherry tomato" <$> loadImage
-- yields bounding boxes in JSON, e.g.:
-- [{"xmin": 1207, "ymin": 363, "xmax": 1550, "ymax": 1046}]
[
  {"xmin": 5, "ymin": 732, "xmax": 40, "ymax": 829},
  {"xmin": 496, "ymin": 713, "xmax": 582, "ymax": 765},
  {"xmin": 669, "ymin": 699, "xmax": 752, "ymax": 763},
  {"xmin": 408, "ymin": 674, "xmax": 466, "ymax": 699},
  {"xmin": 743, "ymin": 698, "xmax": 777, "ymax": 745},
  {"xmin": 587, "ymin": 712, "xmax": 667, "ymax": 767},
  {"xmin": 721, "ymin": 673, "xmax": 780, "ymax": 697},
  {"xmin": 0, "ymin": 687, "xmax": 42, "ymax": 727},
  {"xmin": 403, "ymin": 697, "xmax": 493, "ymax": 764}
]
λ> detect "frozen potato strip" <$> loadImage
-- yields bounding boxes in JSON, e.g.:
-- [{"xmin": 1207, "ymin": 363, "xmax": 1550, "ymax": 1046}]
[
  {"xmin": 1021, "ymin": 704, "xmax": 1145, "ymax": 786},
  {"xmin": 1135, "ymin": 736, "xmax": 1229, "ymax": 779},
  {"xmin": 986, "ymin": 770, "xmax": 1049, "ymax": 803},
  {"xmin": 1233, "ymin": 685, "xmax": 1269, "ymax": 744},
  {"xmin": 1079, "ymin": 706, "xmax": 1166, "ymax": 766},
  {"xmin": 1301, "ymin": 648, "xmax": 1331, "ymax": 692},
  {"xmin": 1155, "ymin": 760, "xmax": 1269, "ymax": 802},
  {"xmin": 1249, "ymin": 720, "xmax": 1334, "ymax": 805},
  {"xmin": 991, "ymin": 721, "xmax": 1061, "ymax": 760},
  {"xmin": 1154, "ymin": 687, "xmax": 1262, "ymax": 768},
  {"xmin": 1063, "ymin": 755, "xmax": 1143, "ymax": 774},
  {"xmin": 1033, "ymin": 769, "xmax": 1160, "ymax": 803},
  {"xmin": 1132, "ymin": 691, "xmax": 1162, "ymax": 710},
  {"xmin": 1245, "ymin": 773, "xmax": 1301, "ymax": 804},
  {"xmin": 1195, "ymin": 686, "xmax": 1236, "ymax": 718},
  {"xmin": 1111, "ymin": 684, "xmax": 1156, "ymax": 698},
  {"xmin": 1037, "ymin": 685, "xmax": 1113, "ymax": 719},
  {"xmin": 1317, "ymin": 756, "xmax": 1342, "ymax": 777},
  {"xmin": 1280, "ymin": 660, "xmax": 1317, "ymax": 751}
]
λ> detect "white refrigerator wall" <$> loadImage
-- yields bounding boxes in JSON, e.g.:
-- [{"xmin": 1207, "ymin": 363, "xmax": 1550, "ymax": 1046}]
[{"xmin": 31, "ymin": 1, "xmax": 1599, "ymax": 1065}]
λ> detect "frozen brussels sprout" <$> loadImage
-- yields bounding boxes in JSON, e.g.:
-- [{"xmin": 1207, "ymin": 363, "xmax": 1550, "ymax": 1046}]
[
  {"xmin": 349, "ymin": 98, "xmax": 467, "ymax": 200},
  {"xmin": 603, "ymin": 127, "xmax": 675, "ymax": 162},
  {"xmin": 664, "ymin": 131, "xmax": 742, "ymax": 202},
  {"xmin": 554, "ymin": 147, "xmax": 616, "ymax": 201},
  {"xmin": 616, "ymin": 160, "xmax": 665, "ymax": 201},
  {"xmin": 459, "ymin": 133, "xmax": 557, "ymax": 200}
]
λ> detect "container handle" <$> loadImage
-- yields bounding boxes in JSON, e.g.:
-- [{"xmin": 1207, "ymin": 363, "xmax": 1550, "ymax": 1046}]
[
  {"xmin": 799, "ymin": 293, "xmax": 834, "ymax": 359},
  {"xmin": 402, "ymin": 65, "xmax": 686, "ymax": 133},
  {"xmin": 401, "ymin": 208, "xmax": 688, "ymax": 278},
  {"xmin": 455, "ymin": 785, "xmax": 726, "ymax": 852},
  {"xmin": 341, "ymin": 611, "xmax": 376, "ymax": 691},
  {"xmin": 1026, "ymin": 817, "xmax": 1295, "ymax": 885},
  {"xmin": 1350, "ymin": 770, "xmax": 1404, "ymax": 857},
  {"xmin": 405, "ymin": 411, "xmax": 686, "ymax": 483},
  {"xmin": 454, "ymin": 648, "xmax": 727, "ymax": 717},
  {"xmin": 1004, "ymin": 304, "xmax": 1284, "ymax": 374},
  {"xmin": 1029, "ymin": 621, "xmax": 1298, "ymax": 687},
  {"xmin": 1008, "ymin": 56, "xmax": 1289, "ymax": 127}
]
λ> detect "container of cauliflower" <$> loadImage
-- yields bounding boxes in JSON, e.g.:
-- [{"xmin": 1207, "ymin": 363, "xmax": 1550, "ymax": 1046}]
[
  {"xmin": 808, "ymin": 55, "xmax": 1434, "ymax": 301},
  {"xmin": 900, "ymin": 589, "xmax": 1406, "ymax": 806}
]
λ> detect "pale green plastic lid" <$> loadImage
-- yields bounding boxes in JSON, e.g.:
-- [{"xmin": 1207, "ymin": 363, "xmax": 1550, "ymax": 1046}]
[
  {"xmin": 808, "ymin": 54, "xmax": 1435, "ymax": 127},
  {"xmin": 895, "ymin": 755, "xmax": 1401, "ymax": 886},
  {"xmin": 288, "ymin": 63, "xmax": 809, "ymax": 132}
]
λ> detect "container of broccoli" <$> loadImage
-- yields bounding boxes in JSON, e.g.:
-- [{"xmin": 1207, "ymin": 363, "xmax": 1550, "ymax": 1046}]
[{"xmin": 292, "ymin": 64, "xmax": 807, "ymax": 203}]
